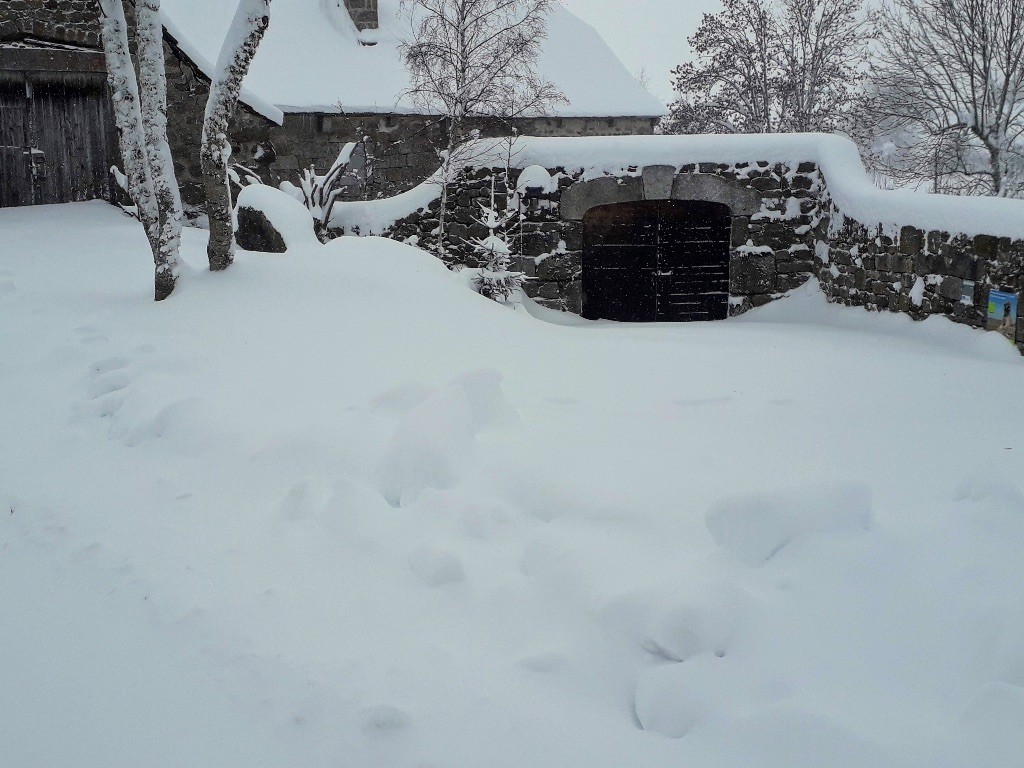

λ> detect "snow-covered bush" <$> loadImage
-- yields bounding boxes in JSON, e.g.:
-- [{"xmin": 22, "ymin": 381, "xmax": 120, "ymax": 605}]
[
  {"xmin": 470, "ymin": 179, "xmax": 523, "ymax": 302},
  {"xmin": 228, "ymin": 162, "xmax": 263, "ymax": 191},
  {"xmin": 295, "ymin": 142, "xmax": 364, "ymax": 241}
]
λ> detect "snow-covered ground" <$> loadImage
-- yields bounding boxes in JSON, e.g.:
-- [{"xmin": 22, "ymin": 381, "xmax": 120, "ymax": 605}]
[{"xmin": 2, "ymin": 202, "xmax": 1023, "ymax": 768}]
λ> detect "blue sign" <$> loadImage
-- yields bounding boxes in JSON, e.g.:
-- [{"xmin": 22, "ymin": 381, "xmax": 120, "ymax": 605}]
[{"xmin": 988, "ymin": 290, "xmax": 1018, "ymax": 340}]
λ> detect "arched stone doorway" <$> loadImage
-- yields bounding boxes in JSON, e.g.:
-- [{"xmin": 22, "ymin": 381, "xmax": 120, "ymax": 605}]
[{"xmin": 582, "ymin": 199, "xmax": 731, "ymax": 322}]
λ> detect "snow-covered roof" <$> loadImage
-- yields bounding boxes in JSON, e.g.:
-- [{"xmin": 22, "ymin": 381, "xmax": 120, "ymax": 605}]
[{"xmin": 160, "ymin": 0, "xmax": 668, "ymax": 120}]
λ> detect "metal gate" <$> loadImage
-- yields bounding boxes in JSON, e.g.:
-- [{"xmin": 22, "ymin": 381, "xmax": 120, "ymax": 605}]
[
  {"xmin": 582, "ymin": 199, "xmax": 731, "ymax": 322},
  {"xmin": 0, "ymin": 78, "xmax": 115, "ymax": 208}
]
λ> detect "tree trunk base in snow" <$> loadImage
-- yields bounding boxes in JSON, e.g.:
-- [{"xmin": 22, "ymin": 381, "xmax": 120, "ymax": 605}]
[
  {"xmin": 207, "ymin": 249, "xmax": 234, "ymax": 272},
  {"xmin": 155, "ymin": 270, "xmax": 176, "ymax": 301}
]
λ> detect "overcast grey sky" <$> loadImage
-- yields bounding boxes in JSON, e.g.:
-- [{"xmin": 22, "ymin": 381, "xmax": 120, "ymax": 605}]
[{"xmin": 558, "ymin": 0, "xmax": 722, "ymax": 104}]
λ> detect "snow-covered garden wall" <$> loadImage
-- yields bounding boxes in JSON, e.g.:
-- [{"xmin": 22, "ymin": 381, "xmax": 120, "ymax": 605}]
[{"xmin": 324, "ymin": 134, "xmax": 1024, "ymax": 350}]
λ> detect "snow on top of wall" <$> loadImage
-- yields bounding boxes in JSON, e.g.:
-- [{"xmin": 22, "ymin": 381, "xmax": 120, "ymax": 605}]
[
  {"xmin": 330, "ymin": 174, "xmax": 443, "ymax": 235},
  {"xmin": 481, "ymin": 133, "xmax": 1024, "ymax": 241},
  {"xmin": 159, "ymin": 0, "xmax": 667, "ymax": 119},
  {"xmin": 332, "ymin": 133, "xmax": 1024, "ymax": 240}
]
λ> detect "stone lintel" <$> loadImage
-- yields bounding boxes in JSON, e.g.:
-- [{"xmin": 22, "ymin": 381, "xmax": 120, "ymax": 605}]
[{"xmin": 560, "ymin": 168, "xmax": 763, "ymax": 220}]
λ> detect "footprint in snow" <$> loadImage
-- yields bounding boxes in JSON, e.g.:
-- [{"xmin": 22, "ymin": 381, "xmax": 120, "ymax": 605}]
[
  {"xmin": 73, "ymin": 325, "xmax": 108, "ymax": 347},
  {"xmin": 408, "ymin": 546, "xmax": 465, "ymax": 587},
  {"xmin": 84, "ymin": 356, "xmax": 131, "ymax": 418},
  {"xmin": 360, "ymin": 705, "xmax": 411, "ymax": 738}
]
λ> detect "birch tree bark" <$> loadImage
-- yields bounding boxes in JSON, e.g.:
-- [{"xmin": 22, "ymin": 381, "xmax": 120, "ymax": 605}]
[
  {"xmin": 201, "ymin": 0, "xmax": 272, "ymax": 272},
  {"xmin": 136, "ymin": 0, "xmax": 184, "ymax": 297},
  {"xmin": 98, "ymin": 0, "xmax": 179, "ymax": 299}
]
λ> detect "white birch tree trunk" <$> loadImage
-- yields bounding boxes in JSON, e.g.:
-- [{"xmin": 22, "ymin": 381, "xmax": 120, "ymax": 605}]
[
  {"xmin": 201, "ymin": 0, "xmax": 272, "ymax": 272},
  {"xmin": 98, "ymin": 0, "xmax": 179, "ymax": 299},
  {"xmin": 136, "ymin": 0, "xmax": 184, "ymax": 298}
]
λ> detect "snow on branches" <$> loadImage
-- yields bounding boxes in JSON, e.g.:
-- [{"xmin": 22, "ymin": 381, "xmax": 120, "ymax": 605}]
[
  {"xmin": 294, "ymin": 142, "xmax": 365, "ymax": 240},
  {"xmin": 665, "ymin": 0, "xmax": 867, "ymax": 136},
  {"xmin": 868, "ymin": 0, "xmax": 1024, "ymax": 197}
]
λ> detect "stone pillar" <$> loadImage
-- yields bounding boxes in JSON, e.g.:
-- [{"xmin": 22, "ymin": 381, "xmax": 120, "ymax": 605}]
[{"xmin": 344, "ymin": 0, "xmax": 379, "ymax": 31}]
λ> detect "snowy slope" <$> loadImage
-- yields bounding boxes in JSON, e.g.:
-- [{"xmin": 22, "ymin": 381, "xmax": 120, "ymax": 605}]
[
  {"xmin": 2, "ymin": 203, "xmax": 1024, "ymax": 768},
  {"xmin": 159, "ymin": 0, "xmax": 667, "ymax": 118}
]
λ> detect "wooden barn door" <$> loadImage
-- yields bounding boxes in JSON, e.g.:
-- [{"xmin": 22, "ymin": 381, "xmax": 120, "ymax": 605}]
[
  {"xmin": 0, "ymin": 79, "xmax": 115, "ymax": 207},
  {"xmin": 0, "ymin": 83, "xmax": 33, "ymax": 207},
  {"xmin": 29, "ymin": 80, "xmax": 115, "ymax": 205}
]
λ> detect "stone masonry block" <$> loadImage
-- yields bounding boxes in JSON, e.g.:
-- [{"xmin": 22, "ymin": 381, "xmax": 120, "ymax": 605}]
[
  {"xmin": 730, "ymin": 252, "xmax": 776, "ymax": 294},
  {"xmin": 559, "ymin": 176, "xmax": 644, "ymax": 220},
  {"xmin": 642, "ymin": 165, "xmax": 675, "ymax": 200}
]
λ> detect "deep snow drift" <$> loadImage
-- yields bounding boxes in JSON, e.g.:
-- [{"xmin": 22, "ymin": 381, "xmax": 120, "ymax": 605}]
[{"xmin": 2, "ymin": 202, "xmax": 1024, "ymax": 768}]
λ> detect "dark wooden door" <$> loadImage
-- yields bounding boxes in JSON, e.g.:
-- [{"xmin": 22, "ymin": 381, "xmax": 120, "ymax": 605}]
[
  {"xmin": 0, "ymin": 83, "xmax": 33, "ymax": 207},
  {"xmin": 0, "ymin": 80, "xmax": 115, "ymax": 208},
  {"xmin": 582, "ymin": 200, "xmax": 731, "ymax": 322}
]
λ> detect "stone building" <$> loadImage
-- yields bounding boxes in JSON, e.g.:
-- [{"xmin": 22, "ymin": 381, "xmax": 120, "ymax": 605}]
[{"xmin": 1, "ymin": 0, "xmax": 666, "ymax": 208}]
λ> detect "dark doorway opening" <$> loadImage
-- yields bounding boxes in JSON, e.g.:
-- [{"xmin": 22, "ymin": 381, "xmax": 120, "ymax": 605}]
[{"xmin": 582, "ymin": 199, "xmax": 731, "ymax": 322}]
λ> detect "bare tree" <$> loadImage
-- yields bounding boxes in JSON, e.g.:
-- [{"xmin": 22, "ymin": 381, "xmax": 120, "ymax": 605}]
[
  {"xmin": 399, "ymin": 0, "xmax": 562, "ymax": 254},
  {"xmin": 776, "ymin": 0, "xmax": 867, "ymax": 132},
  {"xmin": 869, "ymin": 0, "xmax": 1024, "ymax": 197},
  {"xmin": 666, "ymin": 0, "xmax": 781, "ymax": 134},
  {"xmin": 664, "ymin": 0, "xmax": 867, "ymax": 135},
  {"xmin": 97, "ymin": 0, "xmax": 182, "ymax": 300},
  {"xmin": 201, "ymin": 0, "xmax": 271, "ymax": 271}
]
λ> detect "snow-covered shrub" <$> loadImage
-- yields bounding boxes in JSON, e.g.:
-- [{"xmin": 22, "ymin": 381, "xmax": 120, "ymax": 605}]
[
  {"xmin": 297, "ymin": 142, "xmax": 364, "ymax": 241},
  {"xmin": 470, "ymin": 179, "xmax": 524, "ymax": 303},
  {"xmin": 228, "ymin": 162, "xmax": 263, "ymax": 191}
]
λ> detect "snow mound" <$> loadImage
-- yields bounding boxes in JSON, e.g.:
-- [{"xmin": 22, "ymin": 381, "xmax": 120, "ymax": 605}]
[
  {"xmin": 376, "ymin": 369, "xmax": 516, "ymax": 507},
  {"xmin": 235, "ymin": 184, "xmax": 319, "ymax": 251},
  {"xmin": 408, "ymin": 546, "xmax": 466, "ymax": 587},
  {"xmin": 706, "ymin": 483, "xmax": 874, "ymax": 565},
  {"xmin": 645, "ymin": 583, "xmax": 755, "ymax": 663}
]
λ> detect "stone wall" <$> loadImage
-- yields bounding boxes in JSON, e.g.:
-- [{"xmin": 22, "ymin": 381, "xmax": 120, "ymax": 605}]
[
  {"xmin": 820, "ymin": 217, "xmax": 1024, "ymax": 344},
  {"xmin": 224, "ymin": 113, "xmax": 660, "ymax": 207},
  {"xmin": 0, "ymin": 0, "xmax": 101, "ymax": 48},
  {"xmin": 343, "ymin": 0, "xmax": 379, "ymax": 31},
  {"xmin": 376, "ymin": 161, "xmax": 824, "ymax": 314}
]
